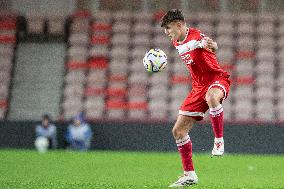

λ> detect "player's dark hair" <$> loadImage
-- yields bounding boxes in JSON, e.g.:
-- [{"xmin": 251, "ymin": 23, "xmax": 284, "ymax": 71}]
[
  {"xmin": 161, "ymin": 9, "xmax": 185, "ymax": 27},
  {"xmin": 42, "ymin": 114, "xmax": 51, "ymax": 121}
]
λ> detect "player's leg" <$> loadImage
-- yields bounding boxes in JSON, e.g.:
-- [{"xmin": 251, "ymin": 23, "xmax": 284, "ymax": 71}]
[
  {"xmin": 169, "ymin": 115, "xmax": 198, "ymax": 187},
  {"xmin": 205, "ymin": 85, "xmax": 227, "ymax": 156}
]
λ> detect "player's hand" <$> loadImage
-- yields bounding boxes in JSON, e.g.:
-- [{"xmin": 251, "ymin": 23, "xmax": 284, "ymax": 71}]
[{"xmin": 203, "ymin": 37, "xmax": 217, "ymax": 52}]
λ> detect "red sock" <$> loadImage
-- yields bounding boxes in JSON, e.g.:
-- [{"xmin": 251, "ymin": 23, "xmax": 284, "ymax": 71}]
[
  {"xmin": 176, "ymin": 135, "xmax": 194, "ymax": 172},
  {"xmin": 209, "ymin": 104, "xmax": 224, "ymax": 138}
]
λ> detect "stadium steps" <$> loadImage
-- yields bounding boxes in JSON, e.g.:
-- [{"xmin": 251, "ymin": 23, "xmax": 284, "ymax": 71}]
[{"xmin": 8, "ymin": 42, "xmax": 65, "ymax": 120}]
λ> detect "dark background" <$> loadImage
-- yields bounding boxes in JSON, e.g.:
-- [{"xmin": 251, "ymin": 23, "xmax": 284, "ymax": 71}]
[{"xmin": 1, "ymin": 121, "xmax": 283, "ymax": 154}]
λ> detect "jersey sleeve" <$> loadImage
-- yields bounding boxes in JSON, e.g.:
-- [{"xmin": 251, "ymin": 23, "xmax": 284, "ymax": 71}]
[{"xmin": 196, "ymin": 29, "xmax": 208, "ymax": 49}]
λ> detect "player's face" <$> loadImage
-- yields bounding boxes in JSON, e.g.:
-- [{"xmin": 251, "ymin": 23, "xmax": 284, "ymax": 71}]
[
  {"xmin": 74, "ymin": 119, "xmax": 81, "ymax": 126},
  {"xmin": 42, "ymin": 119, "xmax": 49, "ymax": 127},
  {"xmin": 164, "ymin": 21, "xmax": 183, "ymax": 41}
]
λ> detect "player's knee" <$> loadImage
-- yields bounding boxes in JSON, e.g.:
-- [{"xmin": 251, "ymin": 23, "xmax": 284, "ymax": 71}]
[
  {"xmin": 172, "ymin": 127, "xmax": 185, "ymax": 140},
  {"xmin": 205, "ymin": 92, "xmax": 218, "ymax": 104},
  {"xmin": 172, "ymin": 125, "xmax": 190, "ymax": 140}
]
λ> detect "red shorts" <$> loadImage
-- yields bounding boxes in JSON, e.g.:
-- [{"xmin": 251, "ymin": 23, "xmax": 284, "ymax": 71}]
[{"xmin": 179, "ymin": 77, "xmax": 230, "ymax": 121}]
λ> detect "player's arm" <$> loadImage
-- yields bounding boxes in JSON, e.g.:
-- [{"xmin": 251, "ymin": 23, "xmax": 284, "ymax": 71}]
[{"xmin": 203, "ymin": 37, "xmax": 218, "ymax": 52}]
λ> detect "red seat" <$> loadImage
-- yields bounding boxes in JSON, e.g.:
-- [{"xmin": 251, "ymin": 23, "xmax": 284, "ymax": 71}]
[
  {"xmin": 127, "ymin": 102, "xmax": 148, "ymax": 110},
  {"xmin": 235, "ymin": 51, "xmax": 255, "ymax": 60},
  {"xmin": 233, "ymin": 76, "xmax": 255, "ymax": 85},
  {"xmin": 91, "ymin": 35, "xmax": 110, "ymax": 44},
  {"xmin": 66, "ymin": 61, "xmax": 87, "ymax": 70},
  {"xmin": 88, "ymin": 57, "xmax": 108, "ymax": 69},
  {"xmin": 72, "ymin": 10, "xmax": 92, "ymax": 18},
  {"xmin": 84, "ymin": 87, "xmax": 105, "ymax": 96},
  {"xmin": 0, "ymin": 21, "xmax": 16, "ymax": 30},
  {"xmin": 220, "ymin": 63, "xmax": 235, "ymax": 71},
  {"xmin": 91, "ymin": 23, "xmax": 112, "ymax": 31},
  {"xmin": 128, "ymin": 85, "xmax": 147, "ymax": 96},
  {"xmin": 171, "ymin": 75, "xmax": 191, "ymax": 84},
  {"xmin": 107, "ymin": 88, "xmax": 127, "ymax": 97},
  {"xmin": 0, "ymin": 100, "xmax": 7, "ymax": 108},
  {"xmin": 0, "ymin": 35, "xmax": 16, "ymax": 44},
  {"xmin": 109, "ymin": 74, "xmax": 127, "ymax": 82},
  {"xmin": 106, "ymin": 99, "xmax": 127, "ymax": 109}
]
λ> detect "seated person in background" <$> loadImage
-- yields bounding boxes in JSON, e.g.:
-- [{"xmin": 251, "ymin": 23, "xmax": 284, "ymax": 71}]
[
  {"xmin": 35, "ymin": 114, "xmax": 57, "ymax": 149},
  {"xmin": 65, "ymin": 112, "xmax": 93, "ymax": 151}
]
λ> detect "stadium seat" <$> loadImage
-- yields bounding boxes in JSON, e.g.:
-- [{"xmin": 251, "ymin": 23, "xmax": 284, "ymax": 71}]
[
  {"xmin": 235, "ymin": 60, "xmax": 254, "ymax": 76},
  {"xmin": 133, "ymin": 22, "xmax": 152, "ymax": 34},
  {"xmin": 233, "ymin": 86, "xmax": 254, "ymax": 100},
  {"xmin": 133, "ymin": 11, "xmax": 152, "ymax": 23},
  {"xmin": 234, "ymin": 100, "xmax": 254, "ymax": 120},
  {"xmin": 112, "ymin": 22, "xmax": 131, "ymax": 33},
  {"xmin": 255, "ymin": 86, "xmax": 274, "ymax": 100},
  {"xmin": 67, "ymin": 46, "xmax": 88, "ymax": 62},
  {"xmin": 0, "ymin": 108, "xmax": 5, "ymax": 119},
  {"xmin": 216, "ymin": 21, "xmax": 234, "ymax": 35},
  {"xmin": 256, "ymin": 49, "xmax": 275, "ymax": 61},
  {"xmin": 110, "ymin": 47, "xmax": 129, "ymax": 58},
  {"xmin": 86, "ymin": 70, "xmax": 107, "ymax": 88},
  {"xmin": 128, "ymin": 109, "xmax": 146, "ymax": 119},
  {"xmin": 132, "ymin": 34, "xmax": 151, "ymax": 47},
  {"xmin": 149, "ymin": 99, "xmax": 168, "ymax": 119},
  {"xmin": 113, "ymin": 11, "xmax": 132, "ymax": 22},
  {"xmin": 131, "ymin": 47, "xmax": 148, "ymax": 60},
  {"xmin": 255, "ymin": 100, "xmax": 275, "ymax": 121},
  {"xmin": 57, "ymin": 11, "xmax": 284, "ymax": 123},
  {"xmin": 150, "ymin": 73, "xmax": 169, "ymax": 85},
  {"xmin": 217, "ymin": 47, "xmax": 234, "ymax": 63},
  {"xmin": 26, "ymin": 12, "xmax": 45, "ymax": 34},
  {"xmin": 89, "ymin": 45, "xmax": 109, "ymax": 57},
  {"xmin": 0, "ymin": 83, "xmax": 9, "ymax": 99},
  {"xmin": 149, "ymin": 85, "xmax": 168, "ymax": 100},
  {"xmin": 222, "ymin": 96, "xmax": 233, "ymax": 121},
  {"xmin": 255, "ymin": 74, "xmax": 274, "ymax": 87},
  {"xmin": 69, "ymin": 33, "xmax": 89, "ymax": 46},
  {"xmin": 276, "ymin": 74, "xmax": 284, "ymax": 87},
  {"xmin": 153, "ymin": 35, "xmax": 172, "ymax": 47},
  {"xmin": 94, "ymin": 11, "xmax": 112, "ymax": 23},
  {"xmin": 47, "ymin": 12, "xmax": 66, "ymax": 35},
  {"xmin": 196, "ymin": 22, "xmax": 213, "ymax": 35},
  {"xmin": 65, "ymin": 70, "xmax": 86, "ymax": 84},
  {"xmin": 276, "ymin": 99, "xmax": 284, "ymax": 121},
  {"xmin": 128, "ymin": 85, "xmax": 147, "ymax": 97},
  {"xmin": 107, "ymin": 109, "xmax": 125, "ymax": 119},
  {"xmin": 70, "ymin": 18, "xmax": 90, "ymax": 33},
  {"xmin": 237, "ymin": 35, "xmax": 255, "ymax": 51},
  {"xmin": 257, "ymin": 22, "xmax": 274, "ymax": 35},
  {"xmin": 256, "ymin": 62, "xmax": 274, "ymax": 75},
  {"xmin": 64, "ymin": 84, "xmax": 84, "ymax": 98},
  {"xmin": 257, "ymin": 36, "xmax": 274, "ymax": 48},
  {"xmin": 62, "ymin": 97, "xmax": 83, "ymax": 119},
  {"xmin": 237, "ymin": 22, "xmax": 254, "ymax": 35}
]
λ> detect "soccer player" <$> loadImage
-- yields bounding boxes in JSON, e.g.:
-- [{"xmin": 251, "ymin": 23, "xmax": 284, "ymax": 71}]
[
  {"xmin": 161, "ymin": 9, "xmax": 230, "ymax": 187},
  {"xmin": 35, "ymin": 114, "xmax": 57, "ymax": 149}
]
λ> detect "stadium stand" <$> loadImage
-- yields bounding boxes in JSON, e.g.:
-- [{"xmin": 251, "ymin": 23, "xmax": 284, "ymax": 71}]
[
  {"xmin": 1, "ymin": 10, "xmax": 284, "ymax": 122},
  {"xmin": 0, "ymin": 12, "xmax": 17, "ymax": 119}
]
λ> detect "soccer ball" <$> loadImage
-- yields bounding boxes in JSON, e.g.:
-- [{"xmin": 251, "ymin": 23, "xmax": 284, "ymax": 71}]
[
  {"xmin": 143, "ymin": 48, "xmax": 167, "ymax": 72},
  {"xmin": 35, "ymin": 136, "xmax": 49, "ymax": 153}
]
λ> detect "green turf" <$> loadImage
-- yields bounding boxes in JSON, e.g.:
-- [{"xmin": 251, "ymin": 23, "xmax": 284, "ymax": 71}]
[{"xmin": 0, "ymin": 150, "xmax": 283, "ymax": 189}]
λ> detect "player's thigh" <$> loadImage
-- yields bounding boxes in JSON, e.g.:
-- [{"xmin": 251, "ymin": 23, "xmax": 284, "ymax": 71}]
[
  {"xmin": 205, "ymin": 87, "xmax": 224, "ymax": 103},
  {"xmin": 206, "ymin": 78, "xmax": 231, "ymax": 103},
  {"xmin": 172, "ymin": 115, "xmax": 196, "ymax": 139}
]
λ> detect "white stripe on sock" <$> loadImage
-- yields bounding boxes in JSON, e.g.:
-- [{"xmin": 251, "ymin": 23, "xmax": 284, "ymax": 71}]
[
  {"xmin": 210, "ymin": 105, "xmax": 223, "ymax": 116},
  {"xmin": 176, "ymin": 135, "xmax": 191, "ymax": 147}
]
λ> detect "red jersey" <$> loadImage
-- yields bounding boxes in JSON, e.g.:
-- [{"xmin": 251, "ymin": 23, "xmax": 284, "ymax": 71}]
[{"xmin": 173, "ymin": 28, "xmax": 230, "ymax": 88}]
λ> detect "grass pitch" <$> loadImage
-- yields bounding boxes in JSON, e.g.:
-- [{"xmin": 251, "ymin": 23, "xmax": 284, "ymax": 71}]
[{"xmin": 0, "ymin": 150, "xmax": 283, "ymax": 189}]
